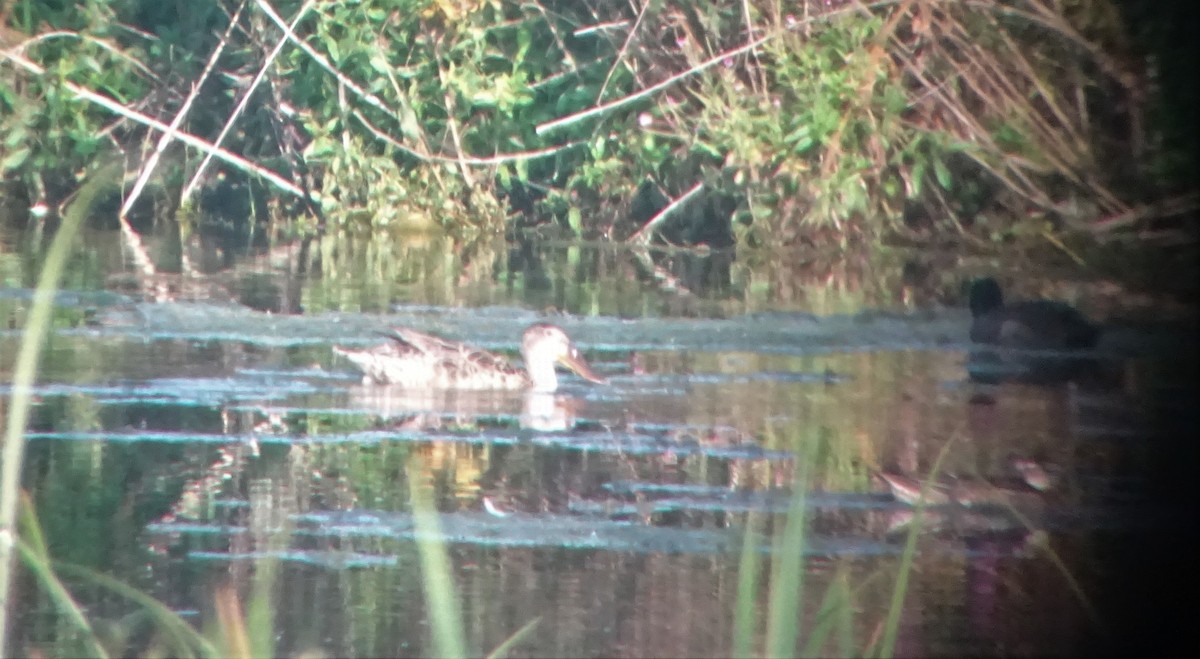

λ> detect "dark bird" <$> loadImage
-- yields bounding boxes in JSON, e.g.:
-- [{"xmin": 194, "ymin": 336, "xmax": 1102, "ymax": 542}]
[
  {"xmin": 969, "ymin": 277, "xmax": 1098, "ymax": 350},
  {"xmin": 967, "ymin": 277, "xmax": 1099, "ymax": 383}
]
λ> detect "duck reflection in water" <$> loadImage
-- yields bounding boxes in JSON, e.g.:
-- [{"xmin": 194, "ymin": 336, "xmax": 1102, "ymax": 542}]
[
  {"xmin": 519, "ymin": 392, "xmax": 587, "ymax": 433},
  {"xmin": 341, "ymin": 386, "xmax": 586, "ymax": 433},
  {"xmin": 966, "ymin": 277, "xmax": 1101, "ymax": 384}
]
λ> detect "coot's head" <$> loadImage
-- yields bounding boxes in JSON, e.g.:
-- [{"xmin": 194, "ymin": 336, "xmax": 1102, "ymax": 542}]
[{"xmin": 968, "ymin": 277, "xmax": 1004, "ymax": 318}]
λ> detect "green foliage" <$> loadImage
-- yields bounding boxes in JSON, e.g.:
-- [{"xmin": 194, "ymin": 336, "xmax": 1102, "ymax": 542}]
[
  {"xmin": 0, "ymin": 0, "xmax": 1188, "ymax": 249},
  {"xmin": 0, "ymin": 0, "xmax": 150, "ymax": 198},
  {"xmin": 285, "ymin": 0, "xmax": 588, "ymax": 235}
]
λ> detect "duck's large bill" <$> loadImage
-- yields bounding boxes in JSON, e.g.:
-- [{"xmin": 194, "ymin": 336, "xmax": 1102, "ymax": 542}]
[{"xmin": 558, "ymin": 350, "xmax": 608, "ymax": 385}]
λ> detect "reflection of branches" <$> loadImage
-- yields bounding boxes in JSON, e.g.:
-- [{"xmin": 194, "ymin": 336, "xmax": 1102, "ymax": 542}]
[
  {"xmin": 627, "ymin": 243, "xmax": 698, "ymax": 305},
  {"xmin": 159, "ymin": 442, "xmax": 251, "ymax": 523}
]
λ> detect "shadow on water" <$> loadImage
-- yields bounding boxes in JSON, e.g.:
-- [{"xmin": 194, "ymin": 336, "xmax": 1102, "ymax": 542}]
[{"xmin": 2, "ymin": 229, "xmax": 1197, "ymax": 655}]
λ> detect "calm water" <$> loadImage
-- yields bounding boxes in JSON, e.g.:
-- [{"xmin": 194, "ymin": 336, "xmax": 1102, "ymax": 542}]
[{"xmin": 1, "ymin": 229, "xmax": 1196, "ymax": 656}]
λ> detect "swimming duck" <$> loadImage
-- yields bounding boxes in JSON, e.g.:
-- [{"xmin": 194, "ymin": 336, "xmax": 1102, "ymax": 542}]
[
  {"xmin": 968, "ymin": 277, "xmax": 1098, "ymax": 350},
  {"xmin": 333, "ymin": 323, "xmax": 608, "ymax": 392},
  {"xmin": 877, "ymin": 469, "xmax": 1051, "ymax": 508}
]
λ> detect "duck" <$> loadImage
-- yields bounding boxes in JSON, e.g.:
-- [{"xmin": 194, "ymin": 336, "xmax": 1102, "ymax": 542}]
[
  {"xmin": 966, "ymin": 277, "xmax": 1099, "ymax": 383},
  {"xmin": 878, "ymin": 458, "xmax": 1059, "ymax": 508},
  {"xmin": 968, "ymin": 277, "xmax": 1098, "ymax": 350},
  {"xmin": 875, "ymin": 470, "xmax": 1051, "ymax": 538},
  {"xmin": 333, "ymin": 323, "xmax": 608, "ymax": 392}
]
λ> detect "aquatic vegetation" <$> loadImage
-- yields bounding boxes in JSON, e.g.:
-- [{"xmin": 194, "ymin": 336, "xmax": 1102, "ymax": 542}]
[{"xmin": 1, "ymin": 1, "xmax": 1189, "ymax": 249}]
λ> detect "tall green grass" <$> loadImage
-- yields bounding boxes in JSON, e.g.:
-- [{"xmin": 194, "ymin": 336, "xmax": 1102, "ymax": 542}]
[
  {"xmin": 0, "ymin": 163, "xmax": 118, "ymax": 651},
  {"xmin": 0, "ymin": 162, "xmax": 278, "ymax": 657},
  {"xmin": 730, "ymin": 424, "xmax": 932, "ymax": 658},
  {"xmin": 11, "ymin": 490, "xmax": 289, "ymax": 657}
]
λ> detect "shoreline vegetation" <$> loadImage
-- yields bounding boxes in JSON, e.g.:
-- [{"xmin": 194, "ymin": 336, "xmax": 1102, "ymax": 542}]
[{"xmin": 0, "ymin": 1, "xmax": 1194, "ymax": 255}]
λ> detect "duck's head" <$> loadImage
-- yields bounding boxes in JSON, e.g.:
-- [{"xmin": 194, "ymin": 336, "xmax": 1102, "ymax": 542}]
[
  {"xmin": 521, "ymin": 324, "xmax": 608, "ymax": 392},
  {"xmin": 968, "ymin": 277, "xmax": 1004, "ymax": 318}
]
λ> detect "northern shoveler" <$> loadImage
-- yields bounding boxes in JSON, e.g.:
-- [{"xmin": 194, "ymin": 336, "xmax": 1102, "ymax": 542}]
[{"xmin": 333, "ymin": 323, "xmax": 608, "ymax": 392}]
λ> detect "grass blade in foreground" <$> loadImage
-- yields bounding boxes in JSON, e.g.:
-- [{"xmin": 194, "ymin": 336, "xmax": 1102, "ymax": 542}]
[
  {"xmin": 764, "ymin": 438, "xmax": 814, "ymax": 657},
  {"xmin": 0, "ymin": 163, "xmax": 119, "ymax": 652},
  {"xmin": 486, "ymin": 616, "xmax": 541, "ymax": 659},
  {"xmin": 875, "ymin": 440, "xmax": 954, "ymax": 658},
  {"xmin": 409, "ymin": 456, "xmax": 468, "ymax": 659},
  {"xmin": 732, "ymin": 512, "xmax": 764, "ymax": 657}
]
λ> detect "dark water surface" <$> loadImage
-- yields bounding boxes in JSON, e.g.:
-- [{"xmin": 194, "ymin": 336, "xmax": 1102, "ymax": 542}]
[{"xmin": 1, "ymin": 233, "xmax": 1196, "ymax": 656}]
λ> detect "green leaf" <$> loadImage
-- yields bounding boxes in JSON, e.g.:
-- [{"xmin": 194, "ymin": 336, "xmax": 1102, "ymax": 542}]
[
  {"xmin": 1, "ymin": 146, "xmax": 31, "ymax": 171},
  {"xmin": 911, "ymin": 161, "xmax": 926, "ymax": 197},
  {"xmin": 786, "ymin": 124, "xmax": 810, "ymax": 143},
  {"xmin": 369, "ymin": 53, "xmax": 391, "ymax": 76},
  {"xmin": 933, "ymin": 158, "xmax": 952, "ymax": 190},
  {"xmin": 882, "ymin": 176, "xmax": 899, "ymax": 198}
]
